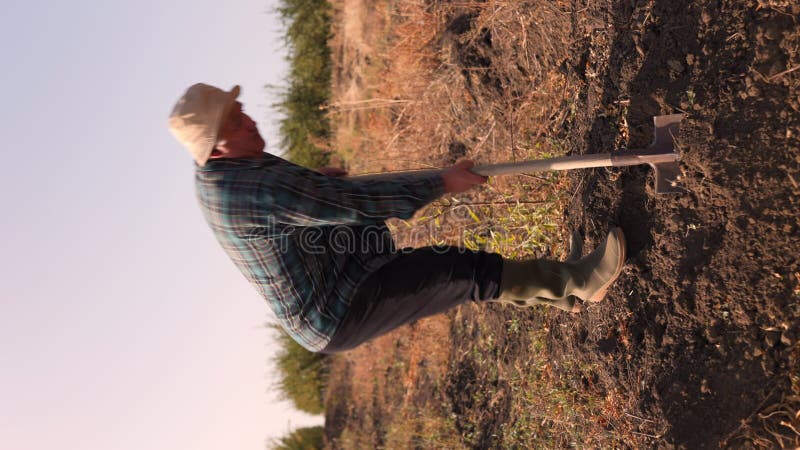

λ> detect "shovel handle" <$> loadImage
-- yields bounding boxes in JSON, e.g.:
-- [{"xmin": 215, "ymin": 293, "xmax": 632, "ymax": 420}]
[
  {"xmin": 348, "ymin": 152, "xmax": 676, "ymax": 181},
  {"xmin": 348, "ymin": 153, "xmax": 620, "ymax": 181},
  {"xmin": 475, "ymin": 153, "xmax": 614, "ymax": 175}
]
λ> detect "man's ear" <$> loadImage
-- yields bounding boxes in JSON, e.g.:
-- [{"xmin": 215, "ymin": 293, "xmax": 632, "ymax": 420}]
[
  {"xmin": 209, "ymin": 146, "xmax": 226, "ymax": 159},
  {"xmin": 210, "ymin": 136, "xmax": 232, "ymax": 157}
]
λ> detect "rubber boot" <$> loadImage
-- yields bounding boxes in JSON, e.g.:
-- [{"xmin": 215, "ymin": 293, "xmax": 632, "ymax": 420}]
[{"xmin": 493, "ymin": 228, "xmax": 626, "ymax": 312}]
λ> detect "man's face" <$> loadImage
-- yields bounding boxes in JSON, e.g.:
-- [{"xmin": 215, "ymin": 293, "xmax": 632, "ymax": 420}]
[{"xmin": 212, "ymin": 102, "xmax": 265, "ymax": 159}]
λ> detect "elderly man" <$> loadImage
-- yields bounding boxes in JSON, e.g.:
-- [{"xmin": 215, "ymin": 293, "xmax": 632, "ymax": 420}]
[{"xmin": 168, "ymin": 83, "xmax": 626, "ymax": 353}]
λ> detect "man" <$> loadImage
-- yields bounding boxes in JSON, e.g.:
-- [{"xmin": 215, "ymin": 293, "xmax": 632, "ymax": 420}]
[{"xmin": 168, "ymin": 83, "xmax": 626, "ymax": 353}]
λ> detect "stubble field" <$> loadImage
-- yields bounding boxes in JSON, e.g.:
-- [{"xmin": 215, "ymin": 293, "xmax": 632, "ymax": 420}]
[{"xmin": 321, "ymin": 1, "xmax": 800, "ymax": 448}]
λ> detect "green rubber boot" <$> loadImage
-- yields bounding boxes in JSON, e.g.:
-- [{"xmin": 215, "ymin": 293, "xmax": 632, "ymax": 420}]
[{"xmin": 493, "ymin": 228, "xmax": 626, "ymax": 313}]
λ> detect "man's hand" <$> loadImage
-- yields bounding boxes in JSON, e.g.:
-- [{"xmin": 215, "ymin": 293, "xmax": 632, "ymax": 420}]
[
  {"xmin": 442, "ymin": 160, "xmax": 487, "ymax": 193},
  {"xmin": 317, "ymin": 167, "xmax": 349, "ymax": 177}
]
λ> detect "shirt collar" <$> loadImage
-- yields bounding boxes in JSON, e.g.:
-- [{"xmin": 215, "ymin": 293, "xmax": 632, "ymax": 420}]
[{"xmin": 196, "ymin": 153, "xmax": 269, "ymax": 171}]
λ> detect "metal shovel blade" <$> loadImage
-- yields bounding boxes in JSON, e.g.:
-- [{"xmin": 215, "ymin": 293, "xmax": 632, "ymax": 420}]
[
  {"xmin": 646, "ymin": 113, "xmax": 685, "ymax": 194},
  {"xmin": 610, "ymin": 114, "xmax": 685, "ymax": 194}
]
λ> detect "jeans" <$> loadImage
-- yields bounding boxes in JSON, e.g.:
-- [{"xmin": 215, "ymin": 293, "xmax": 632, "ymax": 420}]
[{"xmin": 321, "ymin": 246, "xmax": 503, "ymax": 353}]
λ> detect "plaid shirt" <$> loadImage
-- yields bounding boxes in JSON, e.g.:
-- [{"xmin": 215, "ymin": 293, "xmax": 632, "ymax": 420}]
[{"xmin": 195, "ymin": 153, "xmax": 445, "ymax": 352}]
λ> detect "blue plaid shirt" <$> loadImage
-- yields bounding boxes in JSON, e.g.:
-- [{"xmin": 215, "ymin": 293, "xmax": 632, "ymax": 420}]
[{"xmin": 195, "ymin": 153, "xmax": 445, "ymax": 352}]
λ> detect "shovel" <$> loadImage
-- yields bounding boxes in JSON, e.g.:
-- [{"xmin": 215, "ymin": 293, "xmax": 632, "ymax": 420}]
[{"xmin": 350, "ymin": 114, "xmax": 684, "ymax": 194}]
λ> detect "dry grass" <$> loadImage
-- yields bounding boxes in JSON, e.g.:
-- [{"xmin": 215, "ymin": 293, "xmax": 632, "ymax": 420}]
[
  {"xmin": 323, "ymin": 0, "xmax": 637, "ymax": 448},
  {"xmin": 321, "ymin": 0, "xmax": 800, "ymax": 448},
  {"xmin": 331, "ymin": 0, "xmax": 579, "ymax": 169},
  {"xmin": 329, "ymin": 0, "xmax": 582, "ymax": 255},
  {"xmin": 324, "ymin": 316, "xmax": 464, "ymax": 449}
]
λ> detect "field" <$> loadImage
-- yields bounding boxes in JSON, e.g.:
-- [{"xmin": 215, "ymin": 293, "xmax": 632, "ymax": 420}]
[{"xmin": 321, "ymin": 0, "xmax": 800, "ymax": 448}]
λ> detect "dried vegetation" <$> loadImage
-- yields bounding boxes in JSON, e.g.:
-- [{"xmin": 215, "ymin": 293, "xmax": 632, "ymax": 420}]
[
  {"xmin": 323, "ymin": 0, "xmax": 640, "ymax": 448},
  {"xmin": 322, "ymin": 0, "xmax": 800, "ymax": 448}
]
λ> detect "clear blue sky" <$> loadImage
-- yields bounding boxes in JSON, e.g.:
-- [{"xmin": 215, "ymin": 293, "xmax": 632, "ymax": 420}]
[{"xmin": 0, "ymin": 1, "xmax": 323, "ymax": 449}]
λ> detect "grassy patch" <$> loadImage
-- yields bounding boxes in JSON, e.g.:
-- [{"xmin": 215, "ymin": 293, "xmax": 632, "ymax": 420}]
[
  {"xmin": 275, "ymin": 0, "xmax": 333, "ymax": 168},
  {"xmin": 271, "ymin": 326, "xmax": 328, "ymax": 415}
]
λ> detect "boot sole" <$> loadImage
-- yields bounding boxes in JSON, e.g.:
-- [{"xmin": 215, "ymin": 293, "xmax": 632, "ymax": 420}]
[{"xmin": 587, "ymin": 228, "xmax": 627, "ymax": 302}]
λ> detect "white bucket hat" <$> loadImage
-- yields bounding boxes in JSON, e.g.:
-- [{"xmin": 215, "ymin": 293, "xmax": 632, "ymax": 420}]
[{"xmin": 168, "ymin": 83, "xmax": 241, "ymax": 166}]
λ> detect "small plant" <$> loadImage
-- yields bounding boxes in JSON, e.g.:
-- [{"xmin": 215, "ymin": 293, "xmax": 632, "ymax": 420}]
[
  {"xmin": 461, "ymin": 200, "xmax": 560, "ymax": 259},
  {"xmin": 686, "ymin": 88, "xmax": 696, "ymax": 107}
]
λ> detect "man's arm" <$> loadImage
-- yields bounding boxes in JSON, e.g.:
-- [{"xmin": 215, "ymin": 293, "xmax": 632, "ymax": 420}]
[{"xmin": 251, "ymin": 160, "xmax": 486, "ymax": 227}]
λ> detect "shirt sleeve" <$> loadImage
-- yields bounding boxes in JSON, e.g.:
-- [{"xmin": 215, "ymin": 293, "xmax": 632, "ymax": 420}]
[{"xmin": 247, "ymin": 164, "xmax": 447, "ymax": 227}]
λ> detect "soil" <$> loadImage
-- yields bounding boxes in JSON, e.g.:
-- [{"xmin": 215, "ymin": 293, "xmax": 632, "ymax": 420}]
[
  {"xmin": 324, "ymin": 0, "xmax": 800, "ymax": 448},
  {"xmin": 550, "ymin": 1, "xmax": 800, "ymax": 447}
]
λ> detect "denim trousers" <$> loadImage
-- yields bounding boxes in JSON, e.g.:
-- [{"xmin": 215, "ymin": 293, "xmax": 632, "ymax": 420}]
[{"xmin": 321, "ymin": 246, "xmax": 503, "ymax": 353}]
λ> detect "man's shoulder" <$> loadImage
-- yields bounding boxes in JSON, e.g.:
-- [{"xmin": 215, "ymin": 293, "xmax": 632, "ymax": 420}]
[
  {"xmin": 195, "ymin": 154, "xmax": 281, "ymax": 185},
  {"xmin": 196, "ymin": 153, "xmax": 278, "ymax": 172},
  {"xmin": 195, "ymin": 154, "xmax": 289, "ymax": 204}
]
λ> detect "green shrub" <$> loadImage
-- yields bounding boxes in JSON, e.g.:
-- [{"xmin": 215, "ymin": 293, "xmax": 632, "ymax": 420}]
[
  {"xmin": 274, "ymin": 0, "xmax": 333, "ymax": 168},
  {"xmin": 270, "ymin": 425, "xmax": 324, "ymax": 450},
  {"xmin": 271, "ymin": 326, "xmax": 328, "ymax": 414}
]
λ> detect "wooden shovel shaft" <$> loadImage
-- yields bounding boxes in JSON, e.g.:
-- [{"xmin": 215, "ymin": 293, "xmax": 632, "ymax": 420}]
[
  {"xmin": 350, "ymin": 152, "xmax": 677, "ymax": 180},
  {"xmin": 474, "ymin": 153, "xmax": 613, "ymax": 176}
]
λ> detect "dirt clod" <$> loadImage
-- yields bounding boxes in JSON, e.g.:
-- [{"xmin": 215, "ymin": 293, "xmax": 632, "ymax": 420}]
[{"xmin": 765, "ymin": 331, "xmax": 782, "ymax": 347}]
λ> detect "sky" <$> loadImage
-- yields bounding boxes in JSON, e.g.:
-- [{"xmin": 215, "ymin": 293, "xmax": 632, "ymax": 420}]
[{"xmin": 0, "ymin": 1, "xmax": 325, "ymax": 449}]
